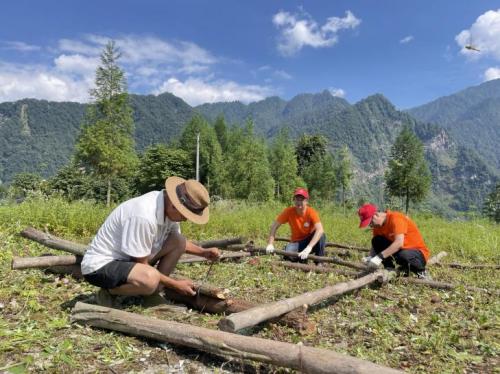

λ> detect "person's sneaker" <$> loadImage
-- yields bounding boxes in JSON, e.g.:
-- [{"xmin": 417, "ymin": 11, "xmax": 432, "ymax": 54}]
[
  {"xmin": 95, "ymin": 288, "xmax": 116, "ymax": 308},
  {"xmin": 416, "ymin": 270, "xmax": 432, "ymax": 281}
]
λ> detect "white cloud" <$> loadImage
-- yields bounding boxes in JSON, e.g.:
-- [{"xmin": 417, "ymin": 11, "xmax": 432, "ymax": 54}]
[
  {"xmin": 153, "ymin": 77, "xmax": 275, "ymax": 106},
  {"xmin": 400, "ymin": 35, "xmax": 414, "ymax": 44},
  {"xmin": 54, "ymin": 54, "xmax": 98, "ymax": 76},
  {"xmin": 273, "ymin": 9, "xmax": 361, "ymax": 56},
  {"xmin": 0, "ymin": 34, "xmax": 273, "ymax": 104},
  {"xmin": 329, "ymin": 88, "xmax": 346, "ymax": 98},
  {"xmin": 274, "ymin": 70, "xmax": 292, "ymax": 80},
  {"xmin": 0, "ymin": 62, "xmax": 91, "ymax": 102},
  {"xmin": 456, "ymin": 9, "xmax": 500, "ymax": 59},
  {"xmin": 484, "ymin": 67, "xmax": 500, "ymax": 81},
  {"xmin": 2, "ymin": 41, "xmax": 41, "ymax": 52}
]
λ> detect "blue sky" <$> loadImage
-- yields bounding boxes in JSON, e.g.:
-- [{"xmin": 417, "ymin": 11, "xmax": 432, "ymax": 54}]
[{"xmin": 1, "ymin": 1, "xmax": 499, "ymax": 109}]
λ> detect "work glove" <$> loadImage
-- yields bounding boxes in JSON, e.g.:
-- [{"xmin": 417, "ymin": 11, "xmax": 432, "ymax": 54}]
[
  {"xmin": 367, "ymin": 254, "xmax": 383, "ymax": 269},
  {"xmin": 361, "ymin": 256, "xmax": 372, "ymax": 264},
  {"xmin": 298, "ymin": 245, "xmax": 313, "ymax": 260},
  {"xmin": 265, "ymin": 243, "xmax": 275, "ymax": 254}
]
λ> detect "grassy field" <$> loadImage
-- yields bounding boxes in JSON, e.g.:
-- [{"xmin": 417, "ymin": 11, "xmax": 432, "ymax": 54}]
[{"xmin": 0, "ymin": 197, "xmax": 499, "ymax": 373}]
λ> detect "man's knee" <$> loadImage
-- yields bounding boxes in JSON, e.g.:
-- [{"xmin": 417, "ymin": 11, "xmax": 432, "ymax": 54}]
[
  {"xmin": 130, "ymin": 266, "xmax": 160, "ymax": 294},
  {"xmin": 372, "ymin": 236, "xmax": 391, "ymax": 252}
]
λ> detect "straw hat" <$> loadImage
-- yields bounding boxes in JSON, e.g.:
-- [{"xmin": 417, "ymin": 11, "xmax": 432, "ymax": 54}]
[{"xmin": 165, "ymin": 176, "xmax": 210, "ymax": 224}]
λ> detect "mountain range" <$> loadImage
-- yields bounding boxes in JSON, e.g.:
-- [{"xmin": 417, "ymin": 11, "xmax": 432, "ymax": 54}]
[{"xmin": 0, "ymin": 79, "xmax": 499, "ymax": 214}]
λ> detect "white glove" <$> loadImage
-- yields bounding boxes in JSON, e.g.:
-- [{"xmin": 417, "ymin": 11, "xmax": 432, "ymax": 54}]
[
  {"xmin": 298, "ymin": 245, "xmax": 313, "ymax": 260},
  {"xmin": 368, "ymin": 255, "xmax": 383, "ymax": 269},
  {"xmin": 361, "ymin": 256, "xmax": 372, "ymax": 264},
  {"xmin": 265, "ymin": 243, "xmax": 275, "ymax": 254}
]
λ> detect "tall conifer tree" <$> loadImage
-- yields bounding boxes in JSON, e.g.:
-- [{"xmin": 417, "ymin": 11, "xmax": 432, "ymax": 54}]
[
  {"xmin": 385, "ymin": 126, "xmax": 431, "ymax": 213},
  {"xmin": 75, "ymin": 41, "xmax": 137, "ymax": 206}
]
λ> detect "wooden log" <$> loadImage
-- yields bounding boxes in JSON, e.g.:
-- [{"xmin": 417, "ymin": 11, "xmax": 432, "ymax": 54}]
[
  {"xmin": 275, "ymin": 261, "xmax": 358, "ymax": 277},
  {"xmin": 71, "ymin": 302, "xmax": 402, "ymax": 374},
  {"xmin": 179, "ymin": 251, "xmax": 251, "ymax": 264},
  {"xmin": 196, "ymin": 237, "xmax": 244, "ymax": 248},
  {"xmin": 427, "ymin": 251, "xmax": 448, "ymax": 266},
  {"xmin": 219, "ymin": 270, "xmax": 389, "ymax": 333},
  {"xmin": 170, "ymin": 274, "xmax": 230, "ymax": 300},
  {"xmin": 248, "ymin": 247, "xmax": 368, "ymax": 271},
  {"xmin": 433, "ymin": 262, "xmax": 500, "ymax": 270},
  {"xmin": 20, "ymin": 227, "xmax": 87, "ymax": 256},
  {"xmin": 12, "ymin": 255, "xmax": 82, "ymax": 269},
  {"xmin": 274, "ymin": 237, "xmax": 370, "ymax": 252},
  {"xmin": 399, "ymin": 277, "xmax": 500, "ymax": 295}
]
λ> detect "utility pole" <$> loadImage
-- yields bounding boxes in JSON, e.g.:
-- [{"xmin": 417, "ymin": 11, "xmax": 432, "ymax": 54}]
[{"xmin": 196, "ymin": 132, "xmax": 200, "ymax": 181}]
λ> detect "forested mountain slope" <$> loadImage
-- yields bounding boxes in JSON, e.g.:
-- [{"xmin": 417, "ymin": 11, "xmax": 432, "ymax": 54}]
[{"xmin": 408, "ymin": 78, "xmax": 500, "ymax": 170}]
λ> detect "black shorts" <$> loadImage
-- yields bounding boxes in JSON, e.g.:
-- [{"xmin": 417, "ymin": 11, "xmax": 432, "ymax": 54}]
[{"xmin": 83, "ymin": 261, "xmax": 136, "ymax": 289}]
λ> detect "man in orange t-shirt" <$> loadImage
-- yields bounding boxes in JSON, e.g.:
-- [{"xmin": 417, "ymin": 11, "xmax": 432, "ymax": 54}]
[
  {"xmin": 266, "ymin": 188, "xmax": 326, "ymax": 263},
  {"xmin": 357, "ymin": 203, "xmax": 431, "ymax": 278}
]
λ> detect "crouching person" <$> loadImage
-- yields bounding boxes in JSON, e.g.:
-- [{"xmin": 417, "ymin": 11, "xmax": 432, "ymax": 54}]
[
  {"xmin": 81, "ymin": 176, "xmax": 221, "ymax": 306},
  {"xmin": 358, "ymin": 203, "xmax": 431, "ymax": 279},
  {"xmin": 265, "ymin": 188, "xmax": 326, "ymax": 264}
]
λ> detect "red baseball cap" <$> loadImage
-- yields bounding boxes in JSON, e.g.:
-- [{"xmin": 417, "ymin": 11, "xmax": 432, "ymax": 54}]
[
  {"xmin": 358, "ymin": 203, "xmax": 377, "ymax": 228},
  {"xmin": 293, "ymin": 187, "xmax": 309, "ymax": 199}
]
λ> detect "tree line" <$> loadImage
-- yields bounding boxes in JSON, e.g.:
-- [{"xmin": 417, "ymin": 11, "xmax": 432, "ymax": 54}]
[{"xmin": 3, "ymin": 41, "xmax": 499, "ymax": 221}]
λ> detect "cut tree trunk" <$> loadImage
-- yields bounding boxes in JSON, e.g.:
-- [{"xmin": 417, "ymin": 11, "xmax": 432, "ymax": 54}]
[
  {"xmin": 249, "ymin": 247, "xmax": 368, "ymax": 271},
  {"xmin": 399, "ymin": 277, "xmax": 500, "ymax": 295},
  {"xmin": 274, "ymin": 237, "xmax": 370, "ymax": 252},
  {"xmin": 195, "ymin": 237, "xmax": 244, "ymax": 248},
  {"xmin": 170, "ymin": 274, "xmax": 230, "ymax": 300},
  {"xmin": 274, "ymin": 261, "xmax": 358, "ymax": 277},
  {"xmin": 20, "ymin": 227, "xmax": 87, "ymax": 256},
  {"xmin": 12, "ymin": 255, "xmax": 82, "ymax": 269},
  {"xmin": 71, "ymin": 302, "xmax": 402, "ymax": 374},
  {"xmin": 218, "ymin": 270, "xmax": 389, "ymax": 333},
  {"xmin": 179, "ymin": 251, "xmax": 251, "ymax": 263}
]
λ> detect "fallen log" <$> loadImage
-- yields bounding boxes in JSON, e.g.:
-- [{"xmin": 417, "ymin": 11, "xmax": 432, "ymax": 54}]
[
  {"xmin": 170, "ymin": 274, "xmax": 230, "ymax": 300},
  {"xmin": 275, "ymin": 261, "xmax": 358, "ymax": 277},
  {"xmin": 248, "ymin": 247, "xmax": 368, "ymax": 271},
  {"xmin": 218, "ymin": 270, "xmax": 389, "ymax": 333},
  {"xmin": 427, "ymin": 251, "xmax": 448, "ymax": 266},
  {"xmin": 275, "ymin": 237, "xmax": 370, "ymax": 252},
  {"xmin": 12, "ymin": 255, "xmax": 82, "ymax": 269},
  {"xmin": 20, "ymin": 227, "xmax": 87, "ymax": 256},
  {"xmin": 433, "ymin": 262, "xmax": 500, "ymax": 270},
  {"xmin": 71, "ymin": 302, "xmax": 402, "ymax": 373},
  {"xmin": 195, "ymin": 237, "xmax": 244, "ymax": 248},
  {"xmin": 399, "ymin": 277, "xmax": 500, "ymax": 295},
  {"xmin": 179, "ymin": 251, "xmax": 251, "ymax": 263}
]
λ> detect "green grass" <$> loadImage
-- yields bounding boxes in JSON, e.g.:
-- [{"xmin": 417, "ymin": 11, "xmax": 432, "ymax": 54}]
[{"xmin": 0, "ymin": 197, "xmax": 499, "ymax": 373}]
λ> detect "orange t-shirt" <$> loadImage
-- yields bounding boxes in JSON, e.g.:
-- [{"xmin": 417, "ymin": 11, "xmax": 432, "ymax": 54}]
[
  {"xmin": 276, "ymin": 206, "xmax": 321, "ymax": 242},
  {"xmin": 372, "ymin": 210, "xmax": 430, "ymax": 261}
]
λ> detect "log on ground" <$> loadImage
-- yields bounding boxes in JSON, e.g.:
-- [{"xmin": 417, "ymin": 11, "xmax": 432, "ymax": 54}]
[
  {"xmin": 20, "ymin": 227, "xmax": 87, "ymax": 256},
  {"xmin": 71, "ymin": 302, "xmax": 402, "ymax": 374},
  {"xmin": 249, "ymin": 247, "xmax": 368, "ymax": 271},
  {"xmin": 219, "ymin": 270, "xmax": 389, "ymax": 333},
  {"xmin": 275, "ymin": 261, "xmax": 358, "ymax": 277},
  {"xmin": 12, "ymin": 255, "xmax": 82, "ymax": 269},
  {"xmin": 274, "ymin": 237, "xmax": 370, "ymax": 252}
]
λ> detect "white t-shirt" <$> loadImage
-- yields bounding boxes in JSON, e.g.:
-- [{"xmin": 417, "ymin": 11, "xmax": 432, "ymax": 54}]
[{"xmin": 81, "ymin": 190, "xmax": 180, "ymax": 274}]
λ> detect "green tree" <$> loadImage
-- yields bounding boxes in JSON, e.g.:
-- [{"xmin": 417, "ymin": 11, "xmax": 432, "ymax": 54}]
[
  {"xmin": 179, "ymin": 115, "xmax": 227, "ymax": 197},
  {"xmin": 302, "ymin": 152, "xmax": 337, "ymax": 201},
  {"xmin": 295, "ymin": 134, "xmax": 328, "ymax": 176},
  {"xmin": 10, "ymin": 172, "xmax": 43, "ymax": 198},
  {"xmin": 335, "ymin": 145, "xmax": 353, "ymax": 215},
  {"xmin": 268, "ymin": 129, "xmax": 302, "ymax": 201},
  {"xmin": 385, "ymin": 126, "xmax": 431, "ymax": 213},
  {"xmin": 214, "ymin": 115, "xmax": 229, "ymax": 153},
  {"xmin": 74, "ymin": 40, "xmax": 138, "ymax": 206},
  {"xmin": 483, "ymin": 183, "xmax": 500, "ymax": 223},
  {"xmin": 226, "ymin": 120, "xmax": 274, "ymax": 200},
  {"xmin": 134, "ymin": 145, "xmax": 192, "ymax": 194}
]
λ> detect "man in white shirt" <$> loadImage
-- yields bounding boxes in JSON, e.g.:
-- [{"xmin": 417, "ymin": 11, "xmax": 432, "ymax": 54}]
[{"xmin": 81, "ymin": 176, "xmax": 220, "ymax": 301}]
